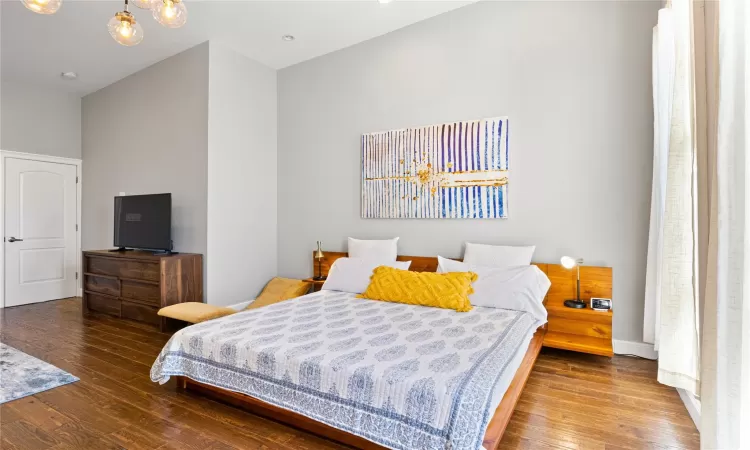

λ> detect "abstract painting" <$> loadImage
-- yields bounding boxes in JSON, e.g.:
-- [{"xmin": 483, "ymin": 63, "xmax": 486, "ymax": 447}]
[{"xmin": 361, "ymin": 117, "xmax": 509, "ymax": 219}]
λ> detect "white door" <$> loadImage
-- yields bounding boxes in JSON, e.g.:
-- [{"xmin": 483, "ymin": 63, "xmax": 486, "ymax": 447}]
[{"xmin": 4, "ymin": 158, "xmax": 78, "ymax": 306}]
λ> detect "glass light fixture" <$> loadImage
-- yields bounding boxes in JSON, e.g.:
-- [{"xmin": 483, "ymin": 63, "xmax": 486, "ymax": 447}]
[
  {"xmin": 108, "ymin": 0, "xmax": 144, "ymax": 47},
  {"xmin": 132, "ymin": 0, "xmax": 154, "ymax": 9},
  {"xmin": 153, "ymin": 0, "xmax": 187, "ymax": 28},
  {"xmin": 21, "ymin": 0, "xmax": 62, "ymax": 15}
]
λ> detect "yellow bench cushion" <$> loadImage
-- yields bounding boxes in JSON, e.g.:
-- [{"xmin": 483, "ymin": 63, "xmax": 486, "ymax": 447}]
[
  {"xmin": 158, "ymin": 302, "xmax": 235, "ymax": 324},
  {"xmin": 358, "ymin": 266, "xmax": 476, "ymax": 312},
  {"xmin": 245, "ymin": 277, "xmax": 312, "ymax": 310}
]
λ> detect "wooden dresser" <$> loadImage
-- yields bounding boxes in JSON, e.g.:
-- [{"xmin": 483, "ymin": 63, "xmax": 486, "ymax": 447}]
[{"xmin": 82, "ymin": 250, "xmax": 203, "ymax": 330}]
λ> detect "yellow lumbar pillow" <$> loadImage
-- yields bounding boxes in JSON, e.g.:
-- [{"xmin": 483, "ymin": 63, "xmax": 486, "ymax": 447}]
[
  {"xmin": 358, "ymin": 266, "xmax": 476, "ymax": 312},
  {"xmin": 245, "ymin": 277, "xmax": 312, "ymax": 310}
]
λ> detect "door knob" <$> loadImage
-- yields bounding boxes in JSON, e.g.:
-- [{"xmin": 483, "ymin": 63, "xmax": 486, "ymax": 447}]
[{"xmin": 7, "ymin": 237, "xmax": 23, "ymax": 242}]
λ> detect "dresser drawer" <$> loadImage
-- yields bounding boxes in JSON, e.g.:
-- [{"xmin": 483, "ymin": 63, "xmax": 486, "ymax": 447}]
[
  {"xmin": 87, "ymin": 292, "xmax": 121, "ymax": 316},
  {"xmin": 121, "ymin": 301, "xmax": 160, "ymax": 326},
  {"xmin": 87, "ymin": 257, "xmax": 161, "ymax": 282},
  {"xmin": 121, "ymin": 280, "xmax": 161, "ymax": 306},
  {"xmin": 84, "ymin": 274, "xmax": 120, "ymax": 297},
  {"xmin": 547, "ymin": 316, "xmax": 612, "ymax": 339}
]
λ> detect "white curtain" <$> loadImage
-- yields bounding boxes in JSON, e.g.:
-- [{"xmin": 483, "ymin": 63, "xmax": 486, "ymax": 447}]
[
  {"xmin": 645, "ymin": 3, "xmax": 701, "ymax": 394},
  {"xmin": 645, "ymin": 8, "xmax": 674, "ymax": 349},
  {"xmin": 701, "ymin": 0, "xmax": 750, "ymax": 447}
]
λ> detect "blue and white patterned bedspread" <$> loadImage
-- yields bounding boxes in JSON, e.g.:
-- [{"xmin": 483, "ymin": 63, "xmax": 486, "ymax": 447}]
[{"xmin": 151, "ymin": 291, "xmax": 540, "ymax": 450}]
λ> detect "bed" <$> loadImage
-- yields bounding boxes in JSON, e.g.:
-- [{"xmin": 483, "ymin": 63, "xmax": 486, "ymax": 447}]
[{"xmin": 151, "ymin": 253, "xmax": 557, "ymax": 450}]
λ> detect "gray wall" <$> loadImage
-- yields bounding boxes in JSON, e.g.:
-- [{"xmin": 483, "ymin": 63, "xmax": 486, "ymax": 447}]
[
  {"xmin": 1, "ymin": 80, "xmax": 81, "ymax": 158},
  {"xmin": 207, "ymin": 42, "xmax": 278, "ymax": 306},
  {"xmin": 277, "ymin": 1, "xmax": 658, "ymax": 343},
  {"xmin": 82, "ymin": 43, "xmax": 209, "ymax": 294}
]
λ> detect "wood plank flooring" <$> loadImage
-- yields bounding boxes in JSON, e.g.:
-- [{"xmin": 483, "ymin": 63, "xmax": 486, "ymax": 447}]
[{"xmin": 0, "ymin": 298, "xmax": 699, "ymax": 450}]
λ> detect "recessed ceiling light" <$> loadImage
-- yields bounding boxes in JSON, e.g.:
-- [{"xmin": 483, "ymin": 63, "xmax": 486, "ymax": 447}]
[
  {"xmin": 281, "ymin": 34, "xmax": 295, "ymax": 42},
  {"xmin": 378, "ymin": 0, "xmax": 393, "ymax": 3},
  {"xmin": 60, "ymin": 72, "xmax": 78, "ymax": 80}
]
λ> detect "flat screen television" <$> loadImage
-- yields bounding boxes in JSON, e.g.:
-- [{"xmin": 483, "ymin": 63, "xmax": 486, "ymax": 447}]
[{"xmin": 113, "ymin": 193, "xmax": 172, "ymax": 252}]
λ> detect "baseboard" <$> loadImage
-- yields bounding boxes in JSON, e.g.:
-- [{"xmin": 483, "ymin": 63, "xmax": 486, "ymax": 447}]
[
  {"xmin": 613, "ymin": 339, "xmax": 658, "ymax": 360},
  {"xmin": 678, "ymin": 388, "xmax": 701, "ymax": 431},
  {"xmin": 78, "ymin": 288, "xmax": 83, "ymax": 297}
]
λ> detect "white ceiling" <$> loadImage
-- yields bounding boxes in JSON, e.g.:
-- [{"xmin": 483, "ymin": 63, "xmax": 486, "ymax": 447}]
[{"xmin": 1, "ymin": 0, "xmax": 471, "ymax": 96}]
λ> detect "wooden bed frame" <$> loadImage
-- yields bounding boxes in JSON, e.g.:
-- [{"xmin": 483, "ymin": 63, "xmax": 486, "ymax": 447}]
[{"xmin": 177, "ymin": 252, "xmax": 600, "ymax": 449}]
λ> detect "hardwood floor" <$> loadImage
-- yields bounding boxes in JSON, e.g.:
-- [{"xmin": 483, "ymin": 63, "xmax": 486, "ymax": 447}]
[{"xmin": 0, "ymin": 298, "xmax": 699, "ymax": 450}]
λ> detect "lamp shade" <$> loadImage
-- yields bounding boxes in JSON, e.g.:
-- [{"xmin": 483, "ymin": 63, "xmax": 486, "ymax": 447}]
[
  {"xmin": 108, "ymin": 11, "xmax": 144, "ymax": 46},
  {"xmin": 21, "ymin": 0, "xmax": 62, "ymax": 14},
  {"xmin": 153, "ymin": 0, "xmax": 187, "ymax": 28},
  {"xmin": 560, "ymin": 256, "xmax": 583, "ymax": 269}
]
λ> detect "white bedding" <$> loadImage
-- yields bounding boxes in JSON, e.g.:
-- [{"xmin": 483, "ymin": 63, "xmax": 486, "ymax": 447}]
[
  {"xmin": 437, "ymin": 257, "xmax": 550, "ymax": 321},
  {"xmin": 151, "ymin": 291, "xmax": 543, "ymax": 450}
]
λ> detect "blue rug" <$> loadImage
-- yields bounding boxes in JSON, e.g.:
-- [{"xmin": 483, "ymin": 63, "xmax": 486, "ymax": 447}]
[{"xmin": 0, "ymin": 342, "xmax": 79, "ymax": 404}]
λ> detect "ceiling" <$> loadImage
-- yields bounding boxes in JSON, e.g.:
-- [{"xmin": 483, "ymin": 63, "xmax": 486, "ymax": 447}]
[{"xmin": 1, "ymin": 0, "xmax": 471, "ymax": 96}]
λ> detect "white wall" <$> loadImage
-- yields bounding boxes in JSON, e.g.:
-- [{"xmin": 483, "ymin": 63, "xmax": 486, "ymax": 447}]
[
  {"xmin": 207, "ymin": 42, "xmax": 278, "ymax": 306},
  {"xmin": 81, "ymin": 41, "xmax": 279, "ymax": 306},
  {"xmin": 1, "ymin": 80, "xmax": 81, "ymax": 159},
  {"xmin": 277, "ymin": 0, "xmax": 659, "ymax": 343},
  {"xmin": 82, "ymin": 43, "xmax": 209, "ymax": 297}
]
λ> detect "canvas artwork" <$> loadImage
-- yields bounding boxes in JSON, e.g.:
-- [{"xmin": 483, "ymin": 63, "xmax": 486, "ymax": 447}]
[{"xmin": 361, "ymin": 117, "xmax": 509, "ymax": 219}]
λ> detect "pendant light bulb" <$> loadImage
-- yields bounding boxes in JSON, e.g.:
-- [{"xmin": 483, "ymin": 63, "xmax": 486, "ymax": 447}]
[
  {"xmin": 108, "ymin": 2, "xmax": 144, "ymax": 47},
  {"xmin": 119, "ymin": 22, "xmax": 133, "ymax": 38},
  {"xmin": 153, "ymin": 0, "xmax": 187, "ymax": 28},
  {"xmin": 20, "ymin": 0, "xmax": 61, "ymax": 15}
]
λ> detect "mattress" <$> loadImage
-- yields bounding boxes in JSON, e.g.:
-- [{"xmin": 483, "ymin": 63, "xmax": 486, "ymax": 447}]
[{"xmin": 151, "ymin": 291, "xmax": 542, "ymax": 450}]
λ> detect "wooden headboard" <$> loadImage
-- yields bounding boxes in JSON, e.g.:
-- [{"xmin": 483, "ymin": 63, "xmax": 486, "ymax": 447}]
[{"xmin": 312, "ymin": 251, "xmax": 613, "ymax": 309}]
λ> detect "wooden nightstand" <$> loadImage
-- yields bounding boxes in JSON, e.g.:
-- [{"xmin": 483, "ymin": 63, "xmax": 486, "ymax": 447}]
[
  {"xmin": 304, "ymin": 278, "xmax": 326, "ymax": 293},
  {"xmin": 542, "ymin": 265, "xmax": 613, "ymax": 357}
]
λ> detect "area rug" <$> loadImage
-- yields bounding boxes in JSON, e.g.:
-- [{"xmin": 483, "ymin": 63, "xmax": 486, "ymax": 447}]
[{"xmin": 0, "ymin": 342, "xmax": 78, "ymax": 404}]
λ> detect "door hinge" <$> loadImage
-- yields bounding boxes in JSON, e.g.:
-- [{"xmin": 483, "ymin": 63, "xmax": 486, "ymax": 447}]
[
  {"xmin": 76, "ymin": 176, "xmax": 79, "ymax": 183},
  {"xmin": 76, "ymin": 224, "xmax": 78, "ymax": 231},
  {"xmin": 75, "ymin": 272, "xmax": 79, "ymax": 280}
]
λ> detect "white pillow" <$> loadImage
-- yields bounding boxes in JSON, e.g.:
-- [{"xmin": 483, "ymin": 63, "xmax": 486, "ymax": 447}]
[
  {"xmin": 463, "ymin": 242, "xmax": 535, "ymax": 268},
  {"xmin": 348, "ymin": 237, "xmax": 399, "ymax": 261},
  {"xmin": 437, "ymin": 256, "xmax": 549, "ymax": 322},
  {"xmin": 322, "ymin": 257, "xmax": 411, "ymax": 294}
]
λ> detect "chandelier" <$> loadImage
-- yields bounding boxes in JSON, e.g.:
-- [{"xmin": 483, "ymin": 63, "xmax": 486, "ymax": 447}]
[{"xmin": 21, "ymin": 0, "xmax": 187, "ymax": 46}]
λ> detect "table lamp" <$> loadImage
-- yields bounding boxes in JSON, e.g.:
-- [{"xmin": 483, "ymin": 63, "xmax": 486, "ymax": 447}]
[
  {"xmin": 561, "ymin": 256, "xmax": 586, "ymax": 309},
  {"xmin": 314, "ymin": 241, "xmax": 326, "ymax": 281}
]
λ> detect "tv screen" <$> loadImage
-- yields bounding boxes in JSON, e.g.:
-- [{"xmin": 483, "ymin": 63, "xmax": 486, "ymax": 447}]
[{"xmin": 114, "ymin": 194, "xmax": 172, "ymax": 251}]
